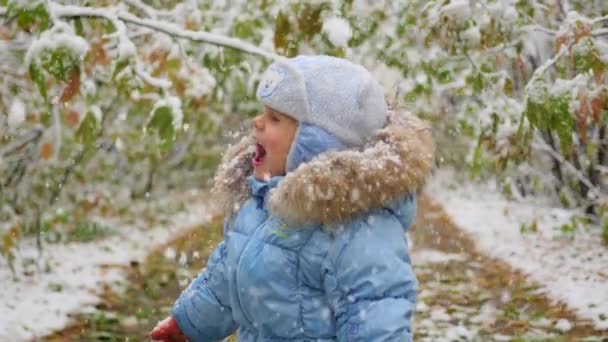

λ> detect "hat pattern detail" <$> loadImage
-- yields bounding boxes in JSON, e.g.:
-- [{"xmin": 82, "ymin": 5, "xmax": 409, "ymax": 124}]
[{"xmin": 258, "ymin": 67, "xmax": 286, "ymax": 98}]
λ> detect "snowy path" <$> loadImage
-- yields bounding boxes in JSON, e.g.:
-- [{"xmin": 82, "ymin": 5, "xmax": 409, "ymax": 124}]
[
  {"xmin": 410, "ymin": 193, "xmax": 607, "ymax": 340},
  {"xmin": 425, "ymin": 169, "xmax": 608, "ymax": 333}
]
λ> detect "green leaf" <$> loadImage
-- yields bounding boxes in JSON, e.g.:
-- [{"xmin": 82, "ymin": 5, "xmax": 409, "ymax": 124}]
[
  {"xmin": 76, "ymin": 111, "xmax": 98, "ymax": 148},
  {"xmin": 166, "ymin": 59, "xmax": 181, "ymax": 71},
  {"xmin": 469, "ymin": 134, "xmax": 485, "ymax": 178},
  {"xmin": 524, "ymin": 99, "xmax": 542, "ymax": 128},
  {"xmin": 472, "ymin": 73, "xmax": 484, "ymax": 94},
  {"xmin": 550, "ymin": 95, "xmax": 574, "ymax": 154},
  {"xmin": 234, "ymin": 19, "xmax": 256, "ymax": 39},
  {"xmin": 40, "ymin": 111, "xmax": 52, "ymax": 126},
  {"xmin": 274, "ymin": 11, "xmax": 291, "ymax": 50},
  {"xmin": 29, "ymin": 63, "xmax": 47, "ymax": 99},
  {"xmin": 73, "ymin": 17, "xmax": 84, "ymax": 36},
  {"xmin": 48, "ymin": 282, "xmax": 63, "ymax": 292},
  {"xmin": 112, "ymin": 59, "xmax": 130, "ymax": 81},
  {"xmin": 10, "ymin": 2, "xmax": 50, "ymax": 32},
  {"xmin": 146, "ymin": 106, "xmax": 175, "ymax": 154},
  {"xmin": 297, "ymin": 3, "xmax": 328, "ymax": 41},
  {"xmin": 39, "ymin": 47, "xmax": 80, "ymax": 82},
  {"xmin": 572, "ymin": 39, "xmax": 596, "ymax": 73}
]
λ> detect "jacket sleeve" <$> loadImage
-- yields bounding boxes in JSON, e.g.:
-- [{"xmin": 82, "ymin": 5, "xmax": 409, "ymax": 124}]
[
  {"xmin": 172, "ymin": 220, "xmax": 237, "ymax": 341},
  {"xmin": 323, "ymin": 197, "xmax": 417, "ymax": 341}
]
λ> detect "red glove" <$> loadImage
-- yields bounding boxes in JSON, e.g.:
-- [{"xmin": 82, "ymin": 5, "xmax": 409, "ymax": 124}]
[{"xmin": 149, "ymin": 316, "xmax": 188, "ymax": 342}]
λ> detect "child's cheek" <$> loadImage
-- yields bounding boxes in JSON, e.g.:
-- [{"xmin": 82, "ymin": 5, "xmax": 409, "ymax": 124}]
[{"xmin": 265, "ymin": 132, "xmax": 283, "ymax": 154}]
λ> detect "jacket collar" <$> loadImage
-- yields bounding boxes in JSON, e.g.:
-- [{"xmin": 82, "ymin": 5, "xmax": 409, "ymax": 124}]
[{"xmin": 247, "ymin": 175, "xmax": 283, "ymax": 205}]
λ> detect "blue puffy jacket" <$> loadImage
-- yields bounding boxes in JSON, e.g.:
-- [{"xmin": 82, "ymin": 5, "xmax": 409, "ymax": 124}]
[{"xmin": 172, "ymin": 109, "xmax": 435, "ymax": 341}]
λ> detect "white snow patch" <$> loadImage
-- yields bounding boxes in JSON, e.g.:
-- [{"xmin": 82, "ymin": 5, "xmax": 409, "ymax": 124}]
[
  {"xmin": 323, "ymin": 16, "xmax": 352, "ymax": 47},
  {"xmin": 462, "ymin": 26, "xmax": 481, "ymax": 46},
  {"xmin": 25, "ymin": 24, "xmax": 89, "ymax": 66},
  {"xmin": 412, "ymin": 249, "xmax": 466, "ymax": 264},
  {"xmin": 430, "ymin": 307, "xmax": 452, "ymax": 322},
  {"xmin": 8, "ymin": 99, "xmax": 26, "ymax": 128},
  {"xmin": 439, "ymin": 0, "xmax": 471, "ymax": 23},
  {"xmin": 469, "ymin": 302, "xmax": 498, "ymax": 324},
  {"xmin": 0, "ymin": 199, "xmax": 213, "ymax": 341},
  {"xmin": 444, "ymin": 324, "xmax": 475, "ymax": 341},
  {"xmin": 89, "ymin": 105, "xmax": 103, "ymax": 123},
  {"xmin": 554, "ymin": 318, "xmax": 572, "ymax": 332},
  {"xmin": 428, "ymin": 168, "xmax": 608, "ymax": 330}
]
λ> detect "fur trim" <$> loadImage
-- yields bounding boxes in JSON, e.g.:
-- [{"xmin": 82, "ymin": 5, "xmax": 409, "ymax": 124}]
[
  {"xmin": 212, "ymin": 108, "xmax": 436, "ymax": 226},
  {"xmin": 211, "ymin": 134, "xmax": 255, "ymax": 216}
]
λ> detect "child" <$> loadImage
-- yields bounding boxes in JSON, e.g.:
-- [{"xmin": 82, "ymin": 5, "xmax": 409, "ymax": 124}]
[{"xmin": 150, "ymin": 55, "xmax": 435, "ymax": 341}]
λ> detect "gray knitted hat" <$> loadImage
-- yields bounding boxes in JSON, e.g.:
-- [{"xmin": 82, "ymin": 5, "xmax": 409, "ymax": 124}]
[{"xmin": 256, "ymin": 55, "xmax": 387, "ymax": 147}]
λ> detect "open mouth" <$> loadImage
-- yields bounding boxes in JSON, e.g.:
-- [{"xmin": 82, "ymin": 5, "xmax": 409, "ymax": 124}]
[{"xmin": 252, "ymin": 143, "xmax": 266, "ymax": 167}]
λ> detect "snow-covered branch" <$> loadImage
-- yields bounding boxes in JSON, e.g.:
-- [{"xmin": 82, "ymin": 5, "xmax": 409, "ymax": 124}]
[
  {"xmin": 134, "ymin": 60, "xmax": 171, "ymax": 89},
  {"xmin": 593, "ymin": 28, "xmax": 608, "ymax": 37},
  {"xmin": 591, "ymin": 14, "xmax": 608, "ymax": 25},
  {"xmin": 525, "ymin": 43, "xmax": 571, "ymax": 92},
  {"xmin": 0, "ymin": 126, "xmax": 44, "ymax": 157},
  {"xmin": 521, "ymin": 24, "xmax": 557, "ymax": 36},
  {"xmin": 49, "ymin": 3, "xmax": 277, "ymax": 60}
]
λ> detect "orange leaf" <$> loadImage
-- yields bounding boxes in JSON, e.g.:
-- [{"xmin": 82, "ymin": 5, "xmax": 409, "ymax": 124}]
[
  {"xmin": 516, "ymin": 55, "xmax": 525, "ymax": 75},
  {"xmin": 148, "ymin": 48, "xmax": 165, "ymax": 63},
  {"xmin": 40, "ymin": 142, "xmax": 53, "ymax": 160},
  {"xmin": 576, "ymin": 95, "xmax": 589, "ymax": 144},
  {"xmin": 592, "ymin": 97, "xmax": 603, "ymax": 123},
  {"xmin": 0, "ymin": 27, "xmax": 9, "ymax": 41},
  {"xmin": 60, "ymin": 70, "xmax": 81, "ymax": 103},
  {"xmin": 64, "ymin": 110, "xmax": 80, "ymax": 127},
  {"xmin": 573, "ymin": 22, "xmax": 591, "ymax": 43},
  {"xmin": 593, "ymin": 62, "xmax": 605, "ymax": 86},
  {"xmin": 185, "ymin": 16, "xmax": 198, "ymax": 30},
  {"xmin": 554, "ymin": 34, "xmax": 568, "ymax": 53},
  {"xmin": 92, "ymin": 42, "xmax": 110, "ymax": 66}
]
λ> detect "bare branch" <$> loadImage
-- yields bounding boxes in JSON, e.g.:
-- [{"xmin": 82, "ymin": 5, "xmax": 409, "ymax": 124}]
[
  {"xmin": 0, "ymin": 126, "xmax": 44, "ymax": 157},
  {"xmin": 525, "ymin": 42, "xmax": 571, "ymax": 91},
  {"xmin": 464, "ymin": 51, "xmax": 479, "ymax": 72},
  {"xmin": 134, "ymin": 60, "xmax": 171, "ymax": 89},
  {"xmin": 532, "ymin": 135, "xmax": 606, "ymax": 199},
  {"xmin": 521, "ymin": 24, "xmax": 557, "ymax": 36},
  {"xmin": 49, "ymin": 3, "xmax": 277, "ymax": 60}
]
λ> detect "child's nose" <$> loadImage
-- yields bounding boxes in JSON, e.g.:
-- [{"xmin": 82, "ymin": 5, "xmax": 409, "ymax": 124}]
[{"xmin": 253, "ymin": 115, "xmax": 264, "ymax": 130}]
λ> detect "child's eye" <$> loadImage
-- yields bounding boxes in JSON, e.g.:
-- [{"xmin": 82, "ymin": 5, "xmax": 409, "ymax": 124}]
[{"xmin": 269, "ymin": 114, "xmax": 280, "ymax": 122}]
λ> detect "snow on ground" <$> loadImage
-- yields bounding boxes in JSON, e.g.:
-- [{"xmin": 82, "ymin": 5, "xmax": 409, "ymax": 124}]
[
  {"xmin": 427, "ymin": 168, "xmax": 608, "ymax": 330},
  {"xmin": 0, "ymin": 195, "xmax": 213, "ymax": 341},
  {"xmin": 411, "ymin": 249, "xmax": 467, "ymax": 264}
]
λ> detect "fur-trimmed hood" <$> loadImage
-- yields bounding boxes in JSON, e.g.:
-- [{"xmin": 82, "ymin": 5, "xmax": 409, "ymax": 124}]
[{"xmin": 211, "ymin": 108, "xmax": 435, "ymax": 226}]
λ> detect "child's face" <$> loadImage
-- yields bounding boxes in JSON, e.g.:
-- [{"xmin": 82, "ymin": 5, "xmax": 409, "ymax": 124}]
[{"xmin": 252, "ymin": 107, "xmax": 298, "ymax": 180}]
